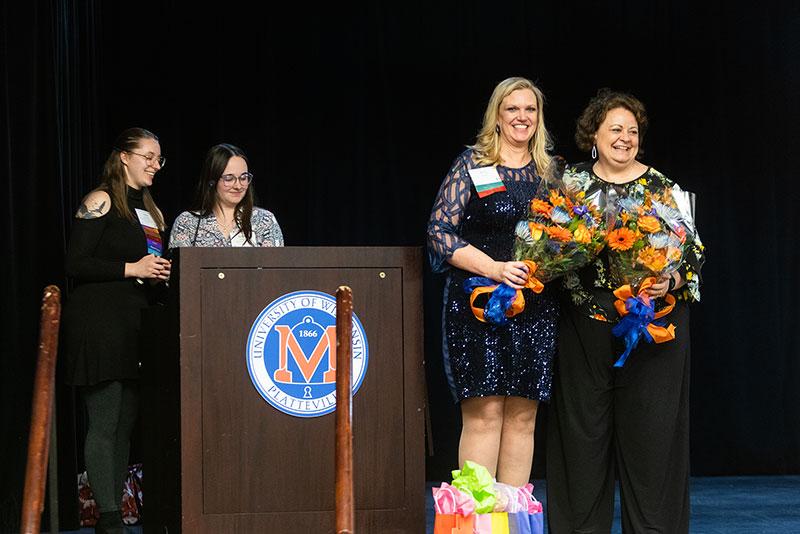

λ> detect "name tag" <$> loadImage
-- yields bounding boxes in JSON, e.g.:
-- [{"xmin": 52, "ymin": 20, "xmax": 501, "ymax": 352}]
[{"xmin": 468, "ymin": 166, "xmax": 506, "ymax": 198}]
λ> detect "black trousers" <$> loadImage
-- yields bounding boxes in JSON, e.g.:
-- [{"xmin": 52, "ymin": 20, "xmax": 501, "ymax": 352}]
[{"xmin": 546, "ymin": 299, "xmax": 691, "ymax": 534}]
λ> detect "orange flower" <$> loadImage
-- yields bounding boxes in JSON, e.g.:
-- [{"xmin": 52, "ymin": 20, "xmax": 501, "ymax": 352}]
[
  {"xmin": 528, "ymin": 222, "xmax": 545, "ymax": 241},
  {"xmin": 620, "ymin": 212, "xmax": 631, "ymax": 225},
  {"xmin": 607, "ymin": 227, "xmax": 637, "ymax": 251},
  {"xmin": 549, "ymin": 190, "xmax": 566, "ymax": 206},
  {"xmin": 637, "ymin": 215, "xmax": 661, "ymax": 233},
  {"xmin": 545, "ymin": 225, "xmax": 573, "ymax": 242},
  {"xmin": 666, "ymin": 247, "xmax": 683, "ymax": 262},
  {"xmin": 573, "ymin": 223, "xmax": 591, "ymax": 244},
  {"xmin": 530, "ymin": 199, "xmax": 552, "ymax": 215},
  {"xmin": 637, "ymin": 246, "xmax": 668, "ymax": 272}
]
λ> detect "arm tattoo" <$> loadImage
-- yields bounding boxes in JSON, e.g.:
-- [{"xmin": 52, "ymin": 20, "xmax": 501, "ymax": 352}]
[{"xmin": 77, "ymin": 201, "xmax": 107, "ymax": 219}]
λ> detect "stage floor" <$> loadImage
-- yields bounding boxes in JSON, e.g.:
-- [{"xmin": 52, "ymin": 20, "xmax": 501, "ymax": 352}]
[{"xmin": 53, "ymin": 475, "xmax": 800, "ymax": 533}]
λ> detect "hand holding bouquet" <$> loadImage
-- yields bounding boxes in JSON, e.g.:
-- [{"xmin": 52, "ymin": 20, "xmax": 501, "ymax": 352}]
[
  {"xmin": 465, "ymin": 181, "xmax": 606, "ymax": 326},
  {"xmin": 605, "ymin": 186, "xmax": 688, "ymax": 288},
  {"xmin": 513, "ymin": 184, "xmax": 606, "ymax": 286},
  {"xmin": 604, "ymin": 187, "xmax": 690, "ymax": 366}
]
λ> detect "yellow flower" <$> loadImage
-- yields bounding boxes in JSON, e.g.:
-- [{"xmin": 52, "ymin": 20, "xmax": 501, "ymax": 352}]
[
  {"xmin": 528, "ymin": 222, "xmax": 544, "ymax": 241},
  {"xmin": 573, "ymin": 224, "xmax": 591, "ymax": 244},
  {"xmin": 637, "ymin": 246, "xmax": 668, "ymax": 272},
  {"xmin": 638, "ymin": 178, "xmax": 648, "ymax": 185},
  {"xmin": 637, "ymin": 215, "xmax": 661, "ymax": 233},
  {"xmin": 686, "ymin": 271, "xmax": 693, "ymax": 280}
]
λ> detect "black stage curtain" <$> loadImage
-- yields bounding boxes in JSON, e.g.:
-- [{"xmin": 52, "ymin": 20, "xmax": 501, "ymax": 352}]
[{"xmin": 2, "ymin": 1, "xmax": 799, "ymax": 528}]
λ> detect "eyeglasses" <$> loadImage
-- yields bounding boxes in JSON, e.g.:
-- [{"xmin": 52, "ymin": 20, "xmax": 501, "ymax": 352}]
[
  {"xmin": 126, "ymin": 150, "xmax": 166, "ymax": 168},
  {"xmin": 219, "ymin": 172, "xmax": 254, "ymax": 187}
]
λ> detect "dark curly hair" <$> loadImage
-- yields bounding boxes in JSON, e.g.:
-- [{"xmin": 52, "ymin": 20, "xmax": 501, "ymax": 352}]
[{"xmin": 575, "ymin": 89, "xmax": 648, "ymax": 157}]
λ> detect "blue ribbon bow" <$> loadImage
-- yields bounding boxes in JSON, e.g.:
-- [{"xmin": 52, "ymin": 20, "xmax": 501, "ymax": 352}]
[
  {"xmin": 611, "ymin": 296, "xmax": 656, "ymax": 367},
  {"xmin": 463, "ymin": 277, "xmax": 518, "ymax": 326}
]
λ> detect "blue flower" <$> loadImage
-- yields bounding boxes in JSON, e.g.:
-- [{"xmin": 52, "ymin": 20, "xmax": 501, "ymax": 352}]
[
  {"xmin": 572, "ymin": 205, "xmax": 589, "ymax": 217},
  {"xmin": 550, "ymin": 205, "xmax": 571, "ymax": 224}
]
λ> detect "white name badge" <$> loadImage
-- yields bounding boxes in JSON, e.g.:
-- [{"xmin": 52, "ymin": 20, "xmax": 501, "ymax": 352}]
[
  {"xmin": 135, "ymin": 208, "xmax": 157, "ymax": 228},
  {"xmin": 468, "ymin": 166, "xmax": 506, "ymax": 198}
]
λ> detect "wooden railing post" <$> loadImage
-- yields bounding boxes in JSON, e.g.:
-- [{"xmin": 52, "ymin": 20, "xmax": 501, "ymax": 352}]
[
  {"xmin": 335, "ymin": 286, "xmax": 354, "ymax": 534},
  {"xmin": 20, "ymin": 285, "xmax": 62, "ymax": 534}
]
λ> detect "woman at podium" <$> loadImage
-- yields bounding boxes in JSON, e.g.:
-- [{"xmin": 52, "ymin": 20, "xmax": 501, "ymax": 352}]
[
  {"xmin": 426, "ymin": 77, "xmax": 557, "ymax": 486},
  {"xmin": 169, "ymin": 143, "xmax": 284, "ymax": 248},
  {"xmin": 62, "ymin": 128, "xmax": 171, "ymax": 533}
]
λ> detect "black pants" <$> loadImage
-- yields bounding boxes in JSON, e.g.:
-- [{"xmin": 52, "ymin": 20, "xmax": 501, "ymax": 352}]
[
  {"xmin": 82, "ymin": 380, "xmax": 139, "ymax": 513},
  {"xmin": 546, "ymin": 300, "xmax": 691, "ymax": 533}
]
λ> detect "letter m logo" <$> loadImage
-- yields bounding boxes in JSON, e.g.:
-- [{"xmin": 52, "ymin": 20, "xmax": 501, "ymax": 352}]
[{"xmin": 273, "ymin": 325, "xmax": 337, "ymax": 384}]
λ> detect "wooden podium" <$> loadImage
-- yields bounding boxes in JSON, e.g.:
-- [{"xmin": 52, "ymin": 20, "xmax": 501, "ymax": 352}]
[{"xmin": 141, "ymin": 247, "xmax": 425, "ymax": 533}]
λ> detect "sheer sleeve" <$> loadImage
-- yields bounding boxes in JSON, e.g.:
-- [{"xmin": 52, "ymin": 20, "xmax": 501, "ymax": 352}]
[
  {"xmin": 426, "ymin": 152, "xmax": 473, "ymax": 273},
  {"xmin": 671, "ymin": 184, "xmax": 705, "ymax": 302},
  {"xmin": 672, "ymin": 183, "xmax": 705, "ymax": 302},
  {"xmin": 168, "ymin": 211, "xmax": 199, "ymax": 248},
  {"xmin": 65, "ymin": 215, "xmax": 126, "ymax": 282}
]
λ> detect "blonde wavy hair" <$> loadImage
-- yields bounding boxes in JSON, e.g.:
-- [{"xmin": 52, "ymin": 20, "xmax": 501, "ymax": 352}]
[{"xmin": 471, "ymin": 77, "xmax": 553, "ymax": 176}]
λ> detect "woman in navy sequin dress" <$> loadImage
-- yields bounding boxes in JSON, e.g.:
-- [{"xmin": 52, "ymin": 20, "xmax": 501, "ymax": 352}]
[{"xmin": 427, "ymin": 77, "xmax": 558, "ymax": 486}]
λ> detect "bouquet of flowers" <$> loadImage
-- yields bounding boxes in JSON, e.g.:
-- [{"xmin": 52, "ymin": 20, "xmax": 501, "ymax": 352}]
[
  {"xmin": 604, "ymin": 186, "xmax": 691, "ymax": 366},
  {"xmin": 464, "ymin": 180, "xmax": 607, "ymax": 326},
  {"xmin": 513, "ymin": 183, "xmax": 606, "ymax": 284},
  {"xmin": 605, "ymin": 187, "xmax": 687, "ymax": 288}
]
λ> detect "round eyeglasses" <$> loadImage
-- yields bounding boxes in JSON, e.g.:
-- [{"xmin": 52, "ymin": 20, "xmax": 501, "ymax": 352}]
[
  {"xmin": 219, "ymin": 172, "xmax": 254, "ymax": 187},
  {"xmin": 126, "ymin": 150, "xmax": 166, "ymax": 168}
]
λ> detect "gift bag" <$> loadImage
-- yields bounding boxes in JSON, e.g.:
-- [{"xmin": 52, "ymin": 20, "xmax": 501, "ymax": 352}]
[
  {"xmin": 433, "ymin": 513, "xmax": 476, "ymax": 534},
  {"xmin": 121, "ymin": 463, "xmax": 143, "ymax": 525},
  {"xmin": 433, "ymin": 482, "xmax": 476, "ymax": 534},
  {"xmin": 529, "ymin": 511, "xmax": 544, "ymax": 534},
  {"xmin": 507, "ymin": 511, "xmax": 532, "ymax": 534},
  {"xmin": 474, "ymin": 512, "xmax": 510, "ymax": 534}
]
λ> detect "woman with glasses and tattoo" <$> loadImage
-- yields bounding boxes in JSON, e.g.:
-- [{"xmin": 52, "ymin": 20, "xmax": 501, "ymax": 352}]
[
  {"xmin": 62, "ymin": 127, "xmax": 170, "ymax": 534},
  {"xmin": 169, "ymin": 143, "xmax": 283, "ymax": 248}
]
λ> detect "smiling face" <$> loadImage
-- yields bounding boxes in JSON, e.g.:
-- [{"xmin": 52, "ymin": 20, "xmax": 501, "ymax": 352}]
[
  {"xmin": 215, "ymin": 155, "xmax": 249, "ymax": 210},
  {"xmin": 497, "ymin": 88, "xmax": 539, "ymax": 149},
  {"xmin": 594, "ymin": 107, "xmax": 640, "ymax": 168},
  {"xmin": 120, "ymin": 137, "xmax": 162, "ymax": 189}
]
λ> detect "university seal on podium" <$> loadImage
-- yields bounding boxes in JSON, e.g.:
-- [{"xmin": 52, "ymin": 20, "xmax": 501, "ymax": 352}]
[{"xmin": 246, "ymin": 290, "xmax": 369, "ymax": 417}]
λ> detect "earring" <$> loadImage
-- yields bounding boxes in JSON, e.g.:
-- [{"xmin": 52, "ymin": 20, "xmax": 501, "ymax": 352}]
[
  {"xmin": 495, "ymin": 125, "xmax": 500, "ymax": 134},
  {"xmin": 591, "ymin": 145, "xmax": 597, "ymax": 159}
]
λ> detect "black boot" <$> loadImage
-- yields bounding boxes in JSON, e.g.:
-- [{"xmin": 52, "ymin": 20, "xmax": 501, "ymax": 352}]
[{"xmin": 95, "ymin": 510, "xmax": 125, "ymax": 534}]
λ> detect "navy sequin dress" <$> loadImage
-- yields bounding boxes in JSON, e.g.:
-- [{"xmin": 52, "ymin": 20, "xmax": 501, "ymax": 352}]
[{"xmin": 427, "ymin": 149, "xmax": 557, "ymax": 402}]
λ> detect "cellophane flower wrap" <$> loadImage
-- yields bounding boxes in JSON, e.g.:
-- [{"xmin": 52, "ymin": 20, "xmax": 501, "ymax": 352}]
[
  {"xmin": 603, "ymin": 185, "xmax": 693, "ymax": 367},
  {"xmin": 604, "ymin": 185, "xmax": 689, "ymax": 287},
  {"xmin": 513, "ymin": 178, "xmax": 606, "ymax": 284}
]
